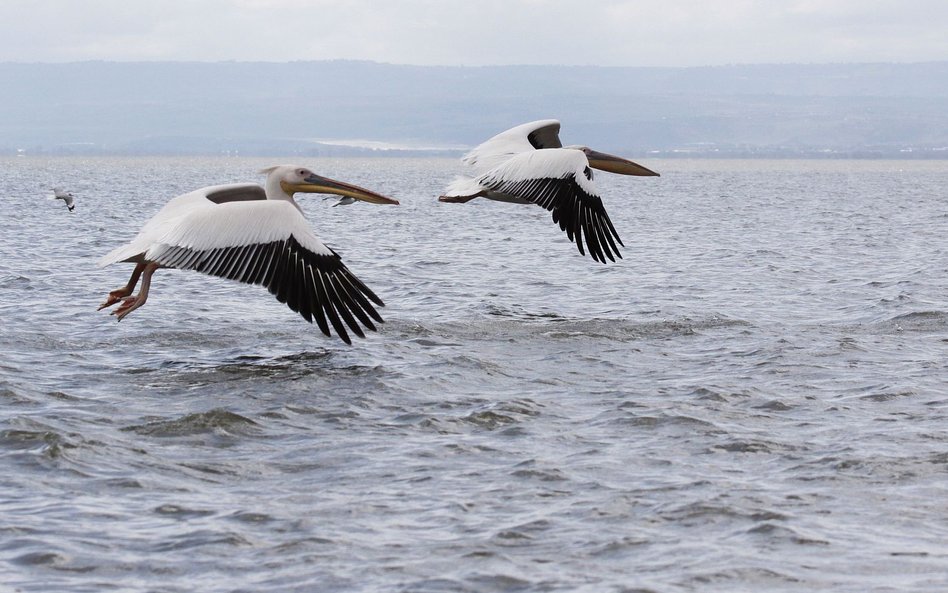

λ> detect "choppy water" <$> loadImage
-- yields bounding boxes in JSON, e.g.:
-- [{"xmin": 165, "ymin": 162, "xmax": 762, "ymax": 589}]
[{"xmin": 2, "ymin": 156, "xmax": 948, "ymax": 592}]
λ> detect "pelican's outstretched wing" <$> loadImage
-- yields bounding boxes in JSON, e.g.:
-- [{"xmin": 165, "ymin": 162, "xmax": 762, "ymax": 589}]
[
  {"xmin": 477, "ymin": 148, "xmax": 624, "ymax": 263},
  {"xmin": 461, "ymin": 119, "xmax": 562, "ymax": 173},
  {"xmin": 141, "ymin": 198, "xmax": 384, "ymax": 344}
]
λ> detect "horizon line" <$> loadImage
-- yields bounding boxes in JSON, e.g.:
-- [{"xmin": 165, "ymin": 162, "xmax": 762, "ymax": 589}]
[{"xmin": 2, "ymin": 58, "xmax": 947, "ymax": 69}]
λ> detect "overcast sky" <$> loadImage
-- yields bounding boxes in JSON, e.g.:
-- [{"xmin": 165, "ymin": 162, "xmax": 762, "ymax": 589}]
[{"xmin": 5, "ymin": 0, "xmax": 947, "ymax": 66}]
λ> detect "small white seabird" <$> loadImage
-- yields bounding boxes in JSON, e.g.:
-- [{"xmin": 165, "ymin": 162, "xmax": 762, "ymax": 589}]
[
  {"xmin": 332, "ymin": 196, "xmax": 356, "ymax": 207},
  {"xmin": 53, "ymin": 188, "xmax": 76, "ymax": 212}
]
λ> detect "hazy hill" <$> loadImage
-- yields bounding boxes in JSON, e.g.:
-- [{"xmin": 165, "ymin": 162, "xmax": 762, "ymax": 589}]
[{"xmin": 3, "ymin": 60, "xmax": 947, "ymax": 157}]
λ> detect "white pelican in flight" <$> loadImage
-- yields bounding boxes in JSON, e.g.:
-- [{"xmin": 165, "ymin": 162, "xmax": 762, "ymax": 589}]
[
  {"xmin": 53, "ymin": 188, "xmax": 76, "ymax": 212},
  {"xmin": 98, "ymin": 165, "xmax": 399, "ymax": 344},
  {"xmin": 439, "ymin": 119, "xmax": 659, "ymax": 263}
]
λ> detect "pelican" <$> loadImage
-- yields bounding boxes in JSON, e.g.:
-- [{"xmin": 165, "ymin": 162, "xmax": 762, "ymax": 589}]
[
  {"xmin": 53, "ymin": 188, "xmax": 76, "ymax": 212},
  {"xmin": 439, "ymin": 119, "xmax": 659, "ymax": 263},
  {"xmin": 98, "ymin": 165, "xmax": 399, "ymax": 344}
]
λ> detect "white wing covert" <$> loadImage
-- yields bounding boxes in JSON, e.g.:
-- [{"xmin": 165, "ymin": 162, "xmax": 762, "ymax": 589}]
[{"xmin": 461, "ymin": 119, "xmax": 562, "ymax": 173}]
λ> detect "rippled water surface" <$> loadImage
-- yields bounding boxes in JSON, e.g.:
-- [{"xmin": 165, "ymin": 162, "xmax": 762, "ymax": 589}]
[{"xmin": 2, "ymin": 156, "xmax": 948, "ymax": 592}]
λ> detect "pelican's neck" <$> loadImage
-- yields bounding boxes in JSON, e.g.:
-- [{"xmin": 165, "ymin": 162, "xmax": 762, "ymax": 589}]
[{"xmin": 264, "ymin": 176, "xmax": 303, "ymax": 213}]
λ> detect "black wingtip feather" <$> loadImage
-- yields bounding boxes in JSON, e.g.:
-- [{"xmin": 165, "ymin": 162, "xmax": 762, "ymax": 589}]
[
  {"xmin": 485, "ymin": 173, "xmax": 630, "ymax": 263},
  {"xmin": 158, "ymin": 235, "xmax": 384, "ymax": 344}
]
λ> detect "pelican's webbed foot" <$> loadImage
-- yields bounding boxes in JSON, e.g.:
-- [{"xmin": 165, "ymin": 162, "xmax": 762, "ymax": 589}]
[
  {"xmin": 98, "ymin": 288, "xmax": 132, "ymax": 311},
  {"xmin": 100, "ymin": 263, "xmax": 159, "ymax": 322},
  {"xmin": 99, "ymin": 263, "xmax": 146, "ymax": 311},
  {"xmin": 112, "ymin": 295, "xmax": 145, "ymax": 321}
]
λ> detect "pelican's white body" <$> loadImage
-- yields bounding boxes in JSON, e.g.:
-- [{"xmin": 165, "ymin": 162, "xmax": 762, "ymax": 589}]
[
  {"xmin": 444, "ymin": 149, "xmax": 600, "ymax": 204},
  {"xmin": 99, "ymin": 182, "xmax": 332, "ymax": 267},
  {"xmin": 442, "ymin": 119, "xmax": 597, "ymax": 201}
]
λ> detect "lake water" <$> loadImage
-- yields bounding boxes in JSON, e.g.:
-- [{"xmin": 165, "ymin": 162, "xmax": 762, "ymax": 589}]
[{"xmin": 1, "ymin": 156, "xmax": 947, "ymax": 592}]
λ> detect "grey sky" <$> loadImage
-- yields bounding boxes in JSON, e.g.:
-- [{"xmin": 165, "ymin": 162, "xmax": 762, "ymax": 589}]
[{"xmin": 5, "ymin": 0, "xmax": 948, "ymax": 66}]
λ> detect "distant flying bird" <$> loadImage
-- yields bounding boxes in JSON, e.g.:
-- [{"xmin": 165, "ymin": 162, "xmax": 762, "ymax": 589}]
[
  {"xmin": 53, "ymin": 188, "xmax": 76, "ymax": 212},
  {"xmin": 98, "ymin": 165, "xmax": 399, "ymax": 344},
  {"xmin": 439, "ymin": 119, "xmax": 659, "ymax": 263}
]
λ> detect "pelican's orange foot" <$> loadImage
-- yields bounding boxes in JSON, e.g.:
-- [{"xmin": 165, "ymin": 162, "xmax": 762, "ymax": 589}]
[
  {"xmin": 98, "ymin": 289, "xmax": 131, "ymax": 311},
  {"xmin": 112, "ymin": 296, "xmax": 143, "ymax": 321}
]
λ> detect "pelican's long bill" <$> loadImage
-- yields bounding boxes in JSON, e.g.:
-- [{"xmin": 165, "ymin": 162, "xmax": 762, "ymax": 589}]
[
  {"xmin": 583, "ymin": 148, "xmax": 660, "ymax": 177},
  {"xmin": 283, "ymin": 174, "xmax": 400, "ymax": 204}
]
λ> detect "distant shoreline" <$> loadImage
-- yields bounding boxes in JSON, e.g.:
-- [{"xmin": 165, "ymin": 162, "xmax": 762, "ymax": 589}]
[{"xmin": 4, "ymin": 61, "xmax": 947, "ymax": 160}]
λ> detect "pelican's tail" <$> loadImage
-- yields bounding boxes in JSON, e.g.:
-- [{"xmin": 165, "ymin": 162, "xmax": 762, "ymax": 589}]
[
  {"xmin": 98, "ymin": 242, "xmax": 145, "ymax": 267},
  {"xmin": 438, "ymin": 176, "xmax": 485, "ymax": 202}
]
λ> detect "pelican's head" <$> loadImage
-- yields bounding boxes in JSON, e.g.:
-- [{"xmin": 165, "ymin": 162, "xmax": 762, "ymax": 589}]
[
  {"xmin": 260, "ymin": 165, "xmax": 400, "ymax": 205},
  {"xmin": 572, "ymin": 147, "xmax": 660, "ymax": 177}
]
